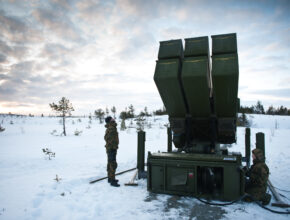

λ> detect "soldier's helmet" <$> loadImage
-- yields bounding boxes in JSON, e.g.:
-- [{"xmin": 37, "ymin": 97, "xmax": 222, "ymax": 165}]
[
  {"xmin": 252, "ymin": 148, "xmax": 265, "ymax": 161},
  {"xmin": 105, "ymin": 116, "xmax": 113, "ymax": 124}
]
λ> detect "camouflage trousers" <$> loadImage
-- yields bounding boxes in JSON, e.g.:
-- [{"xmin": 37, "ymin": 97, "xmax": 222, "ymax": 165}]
[
  {"xmin": 245, "ymin": 185, "xmax": 271, "ymax": 205},
  {"xmin": 106, "ymin": 149, "xmax": 118, "ymax": 179}
]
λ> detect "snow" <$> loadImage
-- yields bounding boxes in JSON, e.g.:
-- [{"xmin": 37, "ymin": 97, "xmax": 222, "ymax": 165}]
[{"xmin": 0, "ymin": 114, "xmax": 289, "ymax": 220}]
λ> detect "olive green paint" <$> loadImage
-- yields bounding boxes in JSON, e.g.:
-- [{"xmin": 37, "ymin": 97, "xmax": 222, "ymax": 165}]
[
  {"xmin": 147, "ymin": 152, "xmax": 244, "ymax": 201},
  {"xmin": 181, "ymin": 56, "xmax": 211, "ymax": 117},
  {"xmin": 167, "ymin": 127, "xmax": 172, "ymax": 152},
  {"xmin": 137, "ymin": 131, "xmax": 145, "ymax": 172},
  {"xmin": 154, "ymin": 59, "xmax": 187, "ymax": 117},
  {"xmin": 256, "ymin": 132, "xmax": 265, "ymax": 157},
  {"xmin": 245, "ymin": 128, "xmax": 251, "ymax": 168},
  {"xmin": 211, "ymin": 33, "xmax": 237, "ymax": 55},
  {"xmin": 184, "ymin": 36, "xmax": 209, "ymax": 57},
  {"xmin": 158, "ymin": 39, "xmax": 183, "ymax": 59}
]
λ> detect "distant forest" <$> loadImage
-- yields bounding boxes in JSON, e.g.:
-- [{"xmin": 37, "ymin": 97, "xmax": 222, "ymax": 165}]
[
  {"xmin": 155, "ymin": 101, "xmax": 290, "ymax": 116},
  {"xmin": 1, "ymin": 101, "xmax": 289, "ymax": 118},
  {"xmin": 239, "ymin": 101, "xmax": 290, "ymax": 116}
]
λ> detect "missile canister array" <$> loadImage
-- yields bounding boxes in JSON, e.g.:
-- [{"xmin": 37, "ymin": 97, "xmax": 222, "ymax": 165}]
[{"xmin": 154, "ymin": 33, "xmax": 239, "ymax": 151}]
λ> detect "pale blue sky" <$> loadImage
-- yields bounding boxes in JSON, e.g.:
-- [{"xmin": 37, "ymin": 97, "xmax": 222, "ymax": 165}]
[{"xmin": 0, "ymin": 0, "xmax": 289, "ymax": 115}]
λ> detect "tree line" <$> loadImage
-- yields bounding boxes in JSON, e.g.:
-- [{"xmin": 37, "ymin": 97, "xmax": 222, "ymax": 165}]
[
  {"xmin": 48, "ymin": 97, "xmax": 289, "ymax": 135},
  {"xmin": 239, "ymin": 101, "xmax": 290, "ymax": 116},
  {"xmin": 94, "ymin": 105, "xmax": 167, "ymax": 123}
]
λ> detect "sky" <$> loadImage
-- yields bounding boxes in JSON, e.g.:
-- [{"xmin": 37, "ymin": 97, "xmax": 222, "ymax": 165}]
[{"xmin": 0, "ymin": 0, "xmax": 289, "ymax": 116}]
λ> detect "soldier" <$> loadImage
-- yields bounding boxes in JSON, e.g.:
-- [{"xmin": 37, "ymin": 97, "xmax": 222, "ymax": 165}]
[
  {"xmin": 245, "ymin": 148, "xmax": 271, "ymax": 205},
  {"xmin": 104, "ymin": 116, "xmax": 120, "ymax": 187}
]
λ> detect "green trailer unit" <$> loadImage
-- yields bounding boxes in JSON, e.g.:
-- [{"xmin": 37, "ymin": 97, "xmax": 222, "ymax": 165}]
[{"xmin": 147, "ymin": 152, "xmax": 244, "ymax": 201}]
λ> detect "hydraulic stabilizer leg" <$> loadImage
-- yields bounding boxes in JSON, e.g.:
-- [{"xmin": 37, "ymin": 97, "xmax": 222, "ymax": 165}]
[
  {"xmin": 137, "ymin": 131, "xmax": 147, "ymax": 179},
  {"xmin": 184, "ymin": 115, "xmax": 193, "ymax": 152}
]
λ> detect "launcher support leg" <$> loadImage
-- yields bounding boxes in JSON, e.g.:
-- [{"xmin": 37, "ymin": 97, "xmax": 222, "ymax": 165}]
[
  {"xmin": 167, "ymin": 127, "xmax": 172, "ymax": 152},
  {"xmin": 137, "ymin": 131, "xmax": 147, "ymax": 179},
  {"xmin": 245, "ymin": 128, "xmax": 251, "ymax": 168}
]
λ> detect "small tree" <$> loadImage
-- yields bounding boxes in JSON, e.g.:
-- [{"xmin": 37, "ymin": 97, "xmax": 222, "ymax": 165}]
[
  {"xmin": 139, "ymin": 107, "xmax": 151, "ymax": 117},
  {"xmin": 128, "ymin": 104, "xmax": 135, "ymax": 118},
  {"xmin": 254, "ymin": 101, "xmax": 265, "ymax": 114},
  {"xmin": 111, "ymin": 106, "xmax": 117, "ymax": 119},
  {"xmin": 153, "ymin": 106, "xmax": 167, "ymax": 115},
  {"xmin": 136, "ymin": 115, "xmax": 146, "ymax": 131},
  {"xmin": 237, "ymin": 112, "xmax": 250, "ymax": 127},
  {"xmin": 105, "ymin": 107, "xmax": 109, "ymax": 117},
  {"xmin": 42, "ymin": 148, "xmax": 55, "ymax": 160},
  {"xmin": 120, "ymin": 118, "xmax": 126, "ymax": 130},
  {"xmin": 0, "ymin": 124, "xmax": 5, "ymax": 132},
  {"xmin": 95, "ymin": 108, "xmax": 105, "ymax": 123},
  {"xmin": 266, "ymin": 105, "xmax": 275, "ymax": 115},
  {"xmin": 49, "ymin": 97, "xmax": 74, "ymax": 136},
  {"xmin": 276, "ymin": 105, "xmax": 288, "ymax": 115}
]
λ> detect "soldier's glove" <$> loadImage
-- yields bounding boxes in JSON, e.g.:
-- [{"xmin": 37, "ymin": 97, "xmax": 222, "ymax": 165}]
[{"xmin": 240, "ymin": 166, "xmax": 250, "ymax": 176}]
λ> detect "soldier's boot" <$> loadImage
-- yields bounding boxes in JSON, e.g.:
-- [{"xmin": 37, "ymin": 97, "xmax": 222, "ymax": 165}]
[
  {"xmin": 108, "ymin": 178, "xmax": 119, "ymax": 183},
  {"xmin": 110, "ymin": 181, "xmax": 120, "ymax": 187},
  {"xmin": 261, "ymin": 193, "xmax": 271, "ymax": 205}
]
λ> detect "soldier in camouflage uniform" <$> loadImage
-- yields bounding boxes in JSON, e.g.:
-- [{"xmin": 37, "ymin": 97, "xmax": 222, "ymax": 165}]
[
  {"xmin": 104, "ymin": 116, "xmax": 120, "ymax": 187},
  {"xmin": 245, "ymin": 148, "xmax": 271, "ymax": 205}
]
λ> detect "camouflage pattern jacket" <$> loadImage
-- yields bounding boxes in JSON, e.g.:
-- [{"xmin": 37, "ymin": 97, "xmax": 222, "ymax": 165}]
[
  {"xmin": 104, "ymin": 121, "xmax": 119, "ymax": 150},
  {"xmin": 248, "ymin": 158, "xmax": 269, "ymax": 193}
]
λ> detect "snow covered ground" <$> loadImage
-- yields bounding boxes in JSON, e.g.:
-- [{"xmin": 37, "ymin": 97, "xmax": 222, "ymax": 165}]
[{"xmin": 0, "ymin": 114, "xmax": 289, "ymax": 220}]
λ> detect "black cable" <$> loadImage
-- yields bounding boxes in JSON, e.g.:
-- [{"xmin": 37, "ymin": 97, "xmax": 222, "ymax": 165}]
[
  {"xmin": 195, "ymin": 194, "xmax": 247, "ymax": 206},
  {"xmin": 245, "ymin": 194, "xmax": 290, "ymax": 215},
  {"xmin": 195, "ymin": 194, "xmax": 290, "ymax": 214},
  {"xmin": 274, "ymin": 186, "xmax": 290, "ymax": 193},
  {"xmin": 254, "ymin": 201, "xmax": 290, "ymax": 214},
  {"xmin": 279, "ymin": 193, "xmax": 290, "ymax": 202}
]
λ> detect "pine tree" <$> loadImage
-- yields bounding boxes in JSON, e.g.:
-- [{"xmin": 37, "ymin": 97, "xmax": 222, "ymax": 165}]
[
  {"xmin": 136, "ymin": 115, "xmax": 145, "ymax": 131},
  {"xmin": 94, "ymin": 108, "xmax": 105, "ymax": 123},
  {"xmin": 139, "ymin": 106, "xmax": 151, "ymax": 117},
  {"xmin": 111, "ymin": 106, "xmax": 117, "ymax": 119},
  {"xmin": 120, "ymin": 118, "xmax": 126, "ymax": 130},
  {"xmin": 128, "ymin": 104, "xmax": 135, "ymax": 118},
  {"xmin": 254, "ymin": 101, "xmax": 265, "ymax": 114},
  {"xmin": 266, "ymin": 105, "xmax": 275, "ymax": 115},
  {"xmin": 144, "ymin": 107, "xmax": 150, "ymax": 116},
  {"xmin": 49, "ymin": 97, "xmax": 74, "ymax": 136},
  {"xmin": 105, "ymin": 107, "xmax": 109, "ymax": 117},
  {"xmin": 237, "ymin": 112, "xmax": 250, "ymax": 127}
]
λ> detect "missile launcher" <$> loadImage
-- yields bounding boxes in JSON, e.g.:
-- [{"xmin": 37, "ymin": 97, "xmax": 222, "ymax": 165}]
[{"xmin": 148, "ymin": 33, "xmax": 245, "ymax": 200}]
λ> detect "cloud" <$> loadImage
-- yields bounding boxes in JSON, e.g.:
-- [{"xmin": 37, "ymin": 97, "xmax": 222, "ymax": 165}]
[
  {"xmin": 32, "ymin": 7, "xmax": 83, "ymax": 42},
  {"xmin": 0, "ymin": 0, "xmax": 290, "ymax": 114},
  {"xmin": 253, "ymin": 88, "xmax": 290, "ymax": 98},
  {"xmin": 51, "ymin": 0, "xmax": 73, "ymax": 10},
  {"xmin": 0, "ymin": 54, "xmax": 7, "ymax": 63},
  {"xmin": 76, "ymin": 0, "xmax": 114, "ymax": 25},
  {"xmin": 0, "ymin": 40, "xmax": 30, "ymax": 62},
  {"xmin": 0, "ymin": 10, "xmax": 43, "ymax": 43},
  {"xmin": 116, "ymin": 31, "xmax": 156, "ymax": 59},
  {"xmin": 39, "ymin": 43, "xmax": 74, "ymax": 68},
  {"xmin": 1, "ymin": 102, "xmax": 35, "ymax": 108}
]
